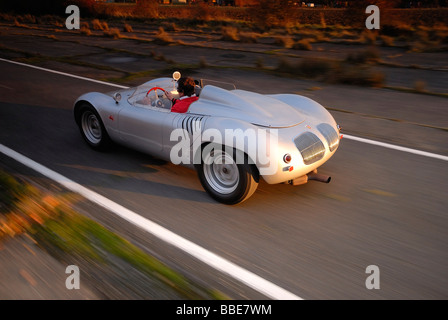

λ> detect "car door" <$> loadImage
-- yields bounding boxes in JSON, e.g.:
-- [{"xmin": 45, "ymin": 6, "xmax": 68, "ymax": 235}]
[{"xmin": 117, "ymin": 105, "xmax": 169, "ymax": 156}]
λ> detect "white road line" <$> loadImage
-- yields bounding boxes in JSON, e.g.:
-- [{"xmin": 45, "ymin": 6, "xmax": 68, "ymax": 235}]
[
  {"xmin": 0, "ymin": 58, "xmax": 129, "ymax": 89},
  {"xmin": 0, "ymin": 84, "xmax": 14, "ymax": 90},
  {"xmin": 0, "ymin": 144, "xmax": 302, "ymax": 300},
  {"xmin": 1, "ymin": 58, "xmax": 446, "ymax": 162},
  {"xmin": 343, "ymin": 134, "xmax": 448, "ymax": 162}
]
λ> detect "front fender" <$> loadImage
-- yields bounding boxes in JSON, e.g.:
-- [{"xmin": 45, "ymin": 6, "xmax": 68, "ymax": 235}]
[
  {"xmin": 73, "ymin": 92, "xmax": 123, "ymax": 138},
  {"xmin": 74, "ymin": 92, "xmax": 112, "ymax": 122},
  {"xmin": 269, "ymin": 94, "xmax": 337, "ymax": 126}
]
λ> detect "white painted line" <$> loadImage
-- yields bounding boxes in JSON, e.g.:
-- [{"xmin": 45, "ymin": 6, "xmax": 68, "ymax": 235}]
[
  {"xmin": 1, "ymin": 58, "xmax": 446, "ymax": 162},
  {"xmin": 0, "ymin": 144, "xmax": 302, "ymax": 300},
  {"xmin": 0, "ymin": 58, "xmax": 129, "ymax": 89},
  {"xmin": 343, "ymin": 134, "xmax": 448, "ymax": 162}
]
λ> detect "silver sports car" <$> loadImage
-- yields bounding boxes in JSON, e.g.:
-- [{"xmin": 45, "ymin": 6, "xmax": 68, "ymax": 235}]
[{"xmin": 74, "ymin": 72, "xmax": 341, "ymax": 204}]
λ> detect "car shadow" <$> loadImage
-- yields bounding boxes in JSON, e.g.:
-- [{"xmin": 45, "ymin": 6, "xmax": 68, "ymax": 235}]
[{"xmin": 0, "ymin": 102, "xmax": 214, "ymax": 204}]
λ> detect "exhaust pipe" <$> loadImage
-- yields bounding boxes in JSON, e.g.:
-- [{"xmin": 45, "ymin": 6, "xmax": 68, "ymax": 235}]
[
  {"xmin": 287, "ymin": 171, "xmax": 331, "ymax": 186},
  {"xmin": 307, "ymin": 172, "xmax": 331, "ymax": 183}
]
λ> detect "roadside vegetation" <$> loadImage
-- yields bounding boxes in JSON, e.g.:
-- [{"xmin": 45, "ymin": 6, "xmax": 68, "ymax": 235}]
[{"xmin": 0, "ymin": 169, "xmax": 227, "ymax": 299}]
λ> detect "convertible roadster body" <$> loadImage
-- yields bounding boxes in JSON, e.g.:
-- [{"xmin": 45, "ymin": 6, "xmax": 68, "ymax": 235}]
[{"xmin": 74, "ymin": 72, "xmax": 341, "ymax": 204}]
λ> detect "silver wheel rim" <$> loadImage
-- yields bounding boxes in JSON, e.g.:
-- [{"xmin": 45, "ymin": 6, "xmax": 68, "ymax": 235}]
[
  {"xmin": 81, "ymin": 111, "xmax": 102, "ymax": 145},
  {"xmin": 203, "ymin": 150, "xmax": 239, "ymax": 194}
]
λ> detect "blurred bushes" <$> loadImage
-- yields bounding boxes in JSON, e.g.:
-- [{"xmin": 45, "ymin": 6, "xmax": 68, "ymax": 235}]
[
  {"xmin": 249, "ymin": 0, "xmax": 296, "ymax": 29},
  {"xmin": 0, "ymin": 169, "xmax": 227, "ymax": 299},
  {"xmin": 0, "ymin": 170, "xmax": 27, "ymax": 212},
  {"xmin": 276, "ymin": 54, "xmax": 385, "ymax": 88}
]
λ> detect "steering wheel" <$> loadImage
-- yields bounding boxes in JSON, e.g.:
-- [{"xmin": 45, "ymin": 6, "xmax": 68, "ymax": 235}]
[
  {"xmin": 146, "ymin": 87, "xmax": 169, "ymax": 108},
  {"xmin": 146, "ymin": 87, "xmax": 167, "ymax": 97}
]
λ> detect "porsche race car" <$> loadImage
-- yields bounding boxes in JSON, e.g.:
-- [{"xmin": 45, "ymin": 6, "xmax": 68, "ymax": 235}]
[{"xmin": 74, "ymin": 72, "xmax": 341, "ymax": 204}]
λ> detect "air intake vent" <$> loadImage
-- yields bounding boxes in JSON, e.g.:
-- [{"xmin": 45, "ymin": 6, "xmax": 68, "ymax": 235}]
[
  {"xmin": 317, "ymin": 123, "xmax": 339, "ymax": 152},
  {"xmin": 294, "ymin": 132, "xmax": 325, "ymax": 165},
  {"xmin": 181, "ymin": 116, "xmax": 203, "ymax": 135}
]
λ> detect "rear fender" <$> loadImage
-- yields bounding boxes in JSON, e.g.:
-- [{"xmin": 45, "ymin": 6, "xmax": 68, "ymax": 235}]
[{"xmin": 194, "ymin": 117, "xmax": 279, "ymax": 176}]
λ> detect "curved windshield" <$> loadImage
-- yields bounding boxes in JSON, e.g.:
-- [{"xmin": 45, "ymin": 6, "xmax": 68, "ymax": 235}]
[{"xmin": 128, "ymin": 78, "xmax": 177, "ymax": 109}]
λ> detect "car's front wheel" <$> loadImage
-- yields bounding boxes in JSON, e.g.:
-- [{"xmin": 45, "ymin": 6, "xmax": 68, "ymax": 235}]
[
  {"xmin": 77, "ymin": 103, "xmax": 111, "ymax": 151},
  {"xmin": 196, "ymin": 145, "xmax": 259, "ymax": 205}
]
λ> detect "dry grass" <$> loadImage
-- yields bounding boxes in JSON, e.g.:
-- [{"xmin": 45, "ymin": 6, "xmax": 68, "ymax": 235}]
[
  {"xmin": 15, "ymin": 14, "xmax": 36, "ymax": 24},
  {"xmin": 14, "ymin": 19, "xmax": 27, "ymax": 28},
  {"xmin": 327, "ymin": 29, "xmax": 357, "ymax": 40},
  {"xmin": 277, "ymin": 58, "xmax": 334, "ymax": 79},
  {"xmin": 275, "ymin": 35, "xmax": 295, "ymax": 49},
  {"xmin": 276, "ymin": 56, "xmax": 385, "ymax": 88},
  {"xmin": 295, "ymin": 29, "xmax": 324, "ymax": 41},
  {"xmin": 161, "ymin": 22, "xmax": 179, "ymax": 32},
  {"xmin": 92, "ymin": 19, "xmax": 109, "ymax": 31},
  {"xmin": 331, "ymin": 65, "xmax": 385, "ymax": 87},
  {"xmin": 80, "ymin": 21, "xmax": 92, "ymax": 36},
  {"xmin": 359, "ymin": 30, "xmax": 378, "ymax": 45},
  {"xmin": 37, "ymin": 14, "xmax": 64, "ymax": 27},
  {"xmin": 123, "ymin": 23, "xmax": 133, "ymax": 33},
  {"xmin": 294, "ymin": 38, "xmax": 313, "ymax": 51},
  {"xmin": 221, "ymin": 26, "xmax": 240, "ymax": 42},
  {"xmin": 154, "ymin": 27, "xmax": 174, "ymax": 45},
  {"xmin": 380, "ymin": 35, "xmax": 395, "ymax": 47},
  {"xmin": 345, "ymin": 47, "xmax": 381, "ymax": 64},
  {"xmin": 4, "ymin": 4, "xmax": 446, "ymax": 54},
  {"xmin": 320, "ymin": 12, "xmax": 327, "ymax": 29},
  {"xmin": 103, "ymin": 27, "xmax": 121, "ymax": 39},
  {"xmin": 80, "ymin": 26, "xmax": 92, "ymax": 36},
  {"xmin": 238, "ymin": 31, "xmax": 260, "ymax": 43},
  {"xmin": 220, "ymin": 26, "xmax": 261, "ymax": 44}
]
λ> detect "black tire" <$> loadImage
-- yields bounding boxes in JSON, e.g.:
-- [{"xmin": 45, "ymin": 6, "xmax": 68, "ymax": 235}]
[
  {"xmin": 196, "ymin": 144, "xmax": 259, "ymax": 205},
  {"xmin": 77, "ymin": 103, "xmax": 111, "ymax": 151}
]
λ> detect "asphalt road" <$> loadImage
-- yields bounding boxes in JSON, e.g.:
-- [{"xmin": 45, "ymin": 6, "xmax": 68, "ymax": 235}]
[{"xmin": 0, "ymin": 60, "xmax": 447, "ymax": 299}]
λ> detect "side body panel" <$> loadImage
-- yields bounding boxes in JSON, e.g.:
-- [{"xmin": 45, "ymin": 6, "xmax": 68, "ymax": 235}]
[{"xmin": 117, "ymin": 105, "xmax": 169, "ymax": 156}]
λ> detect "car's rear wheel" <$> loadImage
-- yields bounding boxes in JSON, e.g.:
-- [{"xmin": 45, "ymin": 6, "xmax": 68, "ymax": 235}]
[
  {"xmin": 196, "ymin": 144, "xmax": 259, "ymax": 205},
  {"xmin": 78, "ymin": 103, "xmax": 111, "ymax": 151}
]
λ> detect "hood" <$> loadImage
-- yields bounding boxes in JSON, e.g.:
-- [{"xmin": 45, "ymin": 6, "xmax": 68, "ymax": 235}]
[{"xmin": 188, "ymin": 85, "xmax": 304, "ymax": 128}]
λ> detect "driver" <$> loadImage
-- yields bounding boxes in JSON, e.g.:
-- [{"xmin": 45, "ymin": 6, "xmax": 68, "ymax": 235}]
[{"xmin": 167, "ymin": 77, "xmax": 198, "ymax": 113}]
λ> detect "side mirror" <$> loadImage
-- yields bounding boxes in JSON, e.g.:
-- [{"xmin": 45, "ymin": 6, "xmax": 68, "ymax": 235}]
[
  {"xmin": 173, "ymin": 71, "xmax": 181, "ymax": 81},
  {"xmin": 113, "ymin": 92, "xmax": 121, "ymax": 104}
]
